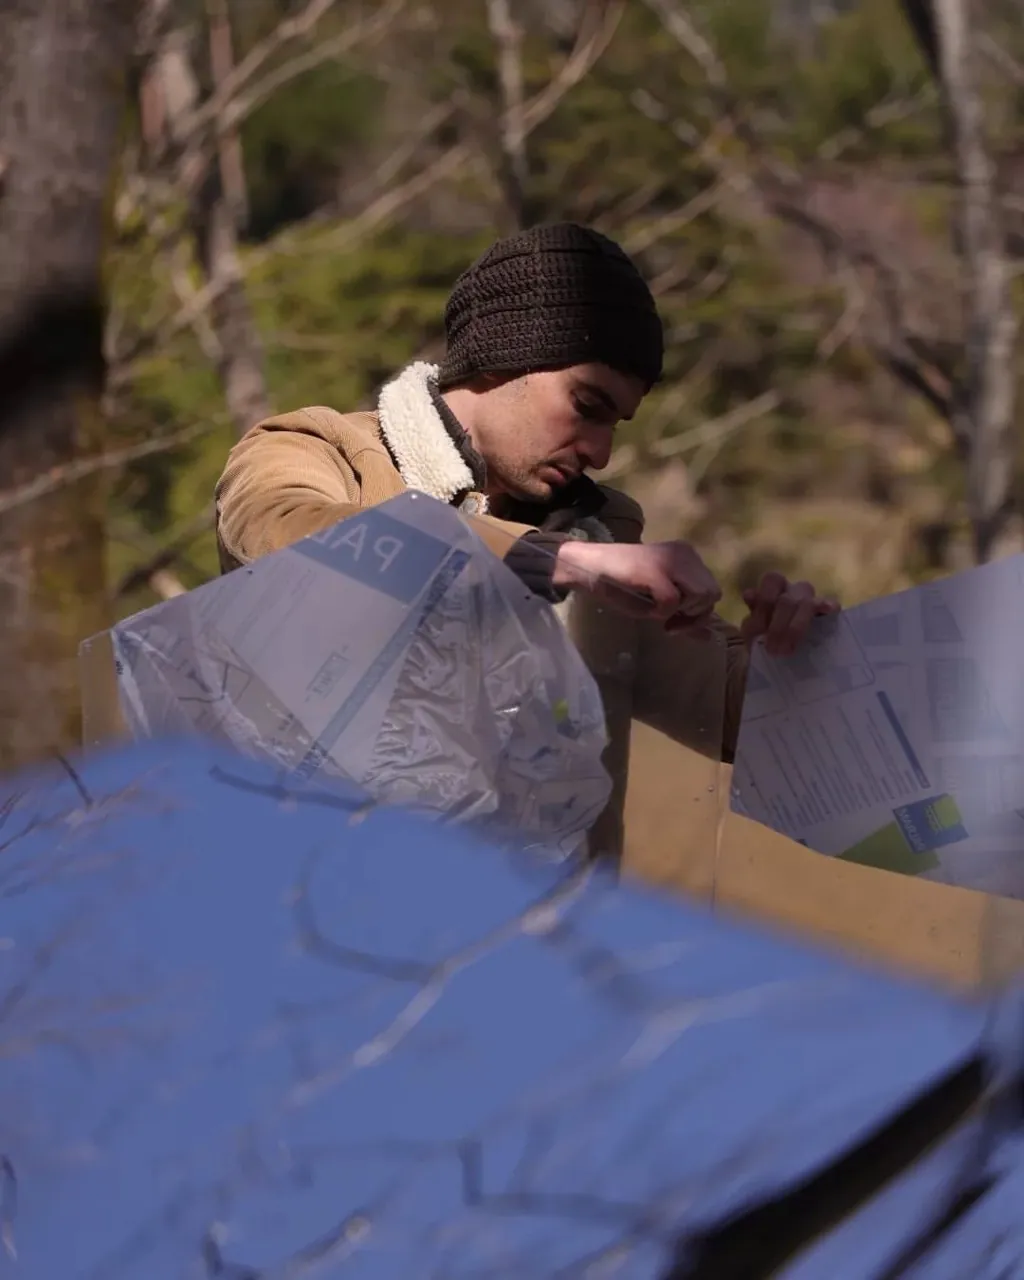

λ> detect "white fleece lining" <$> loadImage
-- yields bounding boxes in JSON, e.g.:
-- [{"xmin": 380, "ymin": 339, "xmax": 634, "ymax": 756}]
[
  {"xmin": 376, "ymin": 360, "xmax": 614, "ymax": 541},
  {"xmin": 376, "ymin": 361, "xmax": 486, "ymax": 511}
]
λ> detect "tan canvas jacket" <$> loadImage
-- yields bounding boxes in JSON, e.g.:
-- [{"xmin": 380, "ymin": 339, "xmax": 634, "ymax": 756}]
[{"xmin": 215, "ymin": 360, "xmax": 749, "ymax": 856}]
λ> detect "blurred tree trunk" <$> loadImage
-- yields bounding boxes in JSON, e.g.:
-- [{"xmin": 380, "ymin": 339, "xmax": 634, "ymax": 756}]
[
  {"xmin": 485, "ymin": 0, "xmax": 529, "ymax": 230},
  {"xmin": 139, "ymin": 0, "xmax": 270, "ymax": 440},
  {"xmin": 902, "ymin": 0, "xmax": 1018, "ymax": 562},
  {"xmin": 196, "ymin": 0, "xmax": 270, "ymax": 437},
  {"xmin": 0, "ymin": 0, "xmax": 135, "ymax": 767}
]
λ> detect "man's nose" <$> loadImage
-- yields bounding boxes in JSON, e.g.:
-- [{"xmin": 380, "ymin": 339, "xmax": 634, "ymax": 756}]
[{"xmin": 577, "ymin": 426, "xmax": 613, "ymax": 472}]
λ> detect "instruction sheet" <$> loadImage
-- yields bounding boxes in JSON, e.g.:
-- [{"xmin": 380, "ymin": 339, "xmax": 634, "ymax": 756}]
[{"xmin": 732, "ymin": 555, "xmax": 1024, "ymax": 898}]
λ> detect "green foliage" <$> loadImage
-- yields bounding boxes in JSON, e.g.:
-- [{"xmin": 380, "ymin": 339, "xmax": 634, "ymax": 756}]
[
  {"xmin": 785, "ymin": 0, "xmax": 938, "ymax": 156},
  {"xmin": 101, "ymin": 0, "xmax": 1022, "ymax": 619},
  {"xmin": 242, "ymin": 58, "xmax": 384, "ymax": 239},
  {"xmin": 251, "ymin": 225, "xmax": 491, "ymax": 406}
]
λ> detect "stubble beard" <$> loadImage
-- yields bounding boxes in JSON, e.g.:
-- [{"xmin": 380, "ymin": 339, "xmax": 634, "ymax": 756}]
[{"xmin": 490, "ymin": 455, "xmax": 555, "ymax": 504}]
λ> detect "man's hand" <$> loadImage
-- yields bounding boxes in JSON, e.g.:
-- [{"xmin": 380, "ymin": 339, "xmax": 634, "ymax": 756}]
[
  {"xmin": 552, "ymin": 538, "xmax": 722, "ymax": 626},
  {"xmin": 740, "ymin": 571, "xmax": 840, "ymax": 656}
]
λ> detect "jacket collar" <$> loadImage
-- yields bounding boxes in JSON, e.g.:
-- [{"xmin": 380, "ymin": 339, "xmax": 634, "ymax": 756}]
[
  {"xmin": 375, "ymin": 361, "xmax": 612, "ymax": 540},
  {"xmin": 376, "ymin": 361, "xmax": 489, "ymax": 514}
]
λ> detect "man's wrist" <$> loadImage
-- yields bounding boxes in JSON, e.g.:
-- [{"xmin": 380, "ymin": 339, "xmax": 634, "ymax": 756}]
[
  {"xmin": 551, "ymin": 538, "xmax": 599, "ymax": 592},
  {"xmin": 505, "ymin": 530, "xmax": 572, "ymax": 602}
]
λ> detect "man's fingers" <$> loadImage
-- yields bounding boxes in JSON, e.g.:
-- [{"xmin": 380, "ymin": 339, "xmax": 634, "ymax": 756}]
[
  {"xmin": 784, "ymin": 579, "xmax": 816, "ymax": 603},
  {"xmin": 584, "ymin": 541, "xmax": 723, "ymax": 620},
  {"xmin": 668, "ymin": 556, "xmax": 721, "ymax": 618},
  {"xmin": 674, "ymin": 591, "xmax": 719, "ymax": 619},
  {"xmin": 752, "ymin": 589, "xmax": 839, "ymax": 656},
  {"xmin": 610, "ymin": 573, "xmax": 681, "ymax": 618},
  {"xmin": 760, "ymin": 581, "xmax": 813, "ymax": 653},
  {"xmin": 779, "ymin": 595, "xmax": 818, "ymax": 654},
  {"xmin": 744, "ymin": 602, "xmax": 771, "ymax": 640},
  {"xmin": 743, "ymin": 589, "xmax": 775, "ymax": 639},
  {"xmin": 650, "ymin": 572, "xmax": 685, "ymax": 615},
  {"xmin": 763, "ymin": 595, "xmax": 798, "ymax": 653},
  {"xmin": 738, "ymin": 566, "xmax": 842, "ymax": 655},
  {"xmin": 756, "ymin": 571, "xmax": 787, "ymax": 604},
  {"xmin": 598, "ymin": 582, "xmax": 673, "ymax": 618},
  {"xmin": 743, "ymin": 571, "xmax": 787, "ymax": 640}
]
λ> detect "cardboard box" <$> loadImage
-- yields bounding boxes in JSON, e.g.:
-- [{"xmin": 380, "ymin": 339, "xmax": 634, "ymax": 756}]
[
  {"xmin": 84, "ymin": 625, "xmax": 1024, "ymax": 991},
  {"xmin": 622, "ymin": 723, "xmax": 1024, "ymax": 990}
]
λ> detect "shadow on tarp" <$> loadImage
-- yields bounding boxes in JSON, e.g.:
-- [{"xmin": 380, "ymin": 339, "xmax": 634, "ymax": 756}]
[{"xmin": 0, "ymin": 736, "xmax": 1021, "ymax": 1277}]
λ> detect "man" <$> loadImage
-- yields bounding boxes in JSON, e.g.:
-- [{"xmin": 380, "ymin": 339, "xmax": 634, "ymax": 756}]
[{"xmin": 215, "ymin": 222, "xmax": 836, "ymax": 856}]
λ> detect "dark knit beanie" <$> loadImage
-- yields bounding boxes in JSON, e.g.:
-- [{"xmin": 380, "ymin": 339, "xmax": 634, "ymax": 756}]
[{"xmin": 437, "ymin": 222, "xmax": 664, "ymax": 391}]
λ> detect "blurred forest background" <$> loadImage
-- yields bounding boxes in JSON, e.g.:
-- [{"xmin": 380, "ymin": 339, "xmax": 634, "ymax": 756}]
[{"xmin": 1, "ymin": 0, "xmax": 1023, "ymax": 763}]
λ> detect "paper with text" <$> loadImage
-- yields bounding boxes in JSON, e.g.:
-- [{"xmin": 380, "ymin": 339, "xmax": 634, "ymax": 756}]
[{"xmin": 732, "ymin": 555, "xmax": 1024, "ymax": 898}]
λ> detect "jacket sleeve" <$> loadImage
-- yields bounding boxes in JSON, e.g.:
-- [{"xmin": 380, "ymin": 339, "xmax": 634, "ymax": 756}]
[
  {"xmin": 215, "ymin": 409, "xmax": 543, "ymax": 572},
  {"xmin": 215, "ymin": 412, "xmax": 369, "ymax": 567}
]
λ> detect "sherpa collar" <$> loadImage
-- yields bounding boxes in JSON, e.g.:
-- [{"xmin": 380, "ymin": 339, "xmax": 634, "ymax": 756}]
[
  {"xmin": 376, "ymin": 361, "xmax": 489, "ymax": 515},
  {"xmin": 375, "ymin": 360, "xmax": 613, "ymax": 542}
]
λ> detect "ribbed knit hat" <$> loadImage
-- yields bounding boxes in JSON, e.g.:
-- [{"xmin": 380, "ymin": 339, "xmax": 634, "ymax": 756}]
[{"xmin": 437, "ymin": 222, "xmax": 664, "ymax": 391}]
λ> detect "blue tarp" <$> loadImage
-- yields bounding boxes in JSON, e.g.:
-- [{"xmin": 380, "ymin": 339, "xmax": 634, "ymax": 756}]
[{"xmin": 0, "ymin": 738, "xmax": 1021, "ymax": 1278}]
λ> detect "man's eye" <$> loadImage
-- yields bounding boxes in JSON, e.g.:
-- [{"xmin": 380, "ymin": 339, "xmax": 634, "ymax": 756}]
[{"xmin": 573, "ymin": 397, "xmax": 604, "ymax": 422}]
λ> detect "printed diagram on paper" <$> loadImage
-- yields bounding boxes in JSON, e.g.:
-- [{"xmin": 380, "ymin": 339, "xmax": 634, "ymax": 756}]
[
  {"xmin": 732, "ymin": 555, "xmax": 1024, "ymax": 898},
  {"xmin": 100, "ymin": 492, "xmax": 612, "ymax": 850},
  {"xmin": 111, "ymin": 500, "xmax": 458, "ymax": 783}
]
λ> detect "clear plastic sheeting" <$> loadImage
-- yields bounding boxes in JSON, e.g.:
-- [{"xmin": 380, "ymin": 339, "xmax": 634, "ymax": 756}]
[{"xmin": 80, "ymin": 492, "xmax": 611, "ymax": 856}]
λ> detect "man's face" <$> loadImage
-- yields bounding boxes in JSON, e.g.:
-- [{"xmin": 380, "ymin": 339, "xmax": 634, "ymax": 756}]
[{"xmin": 473, "ymin": 363, "xmax": 647, "ymax": 502}]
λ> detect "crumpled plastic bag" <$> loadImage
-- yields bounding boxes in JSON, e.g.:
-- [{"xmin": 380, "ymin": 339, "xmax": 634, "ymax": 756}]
[{"xmin": 80, "ymin": 491, "xmax": 611, "ymax": 855}]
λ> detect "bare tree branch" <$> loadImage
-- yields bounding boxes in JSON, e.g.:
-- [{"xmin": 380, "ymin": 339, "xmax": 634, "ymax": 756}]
[
  {"xmin": 924, "ymin": 0, "xmax": 1019, "ymax": 561},
  {"xmin": 0, "ymin": 424, "xmax": 209, "ymax": 518},
  {"xmin": 115, "ymin": 0, "xmax": 626, "ymax": 367},
  {"xmin": 638, "ymin": 0, "xmax": 1017, "ymax": 561},
  {"xmin": 650, "ymin": 391, "xmax": 782, "ymax": 460},
  {"xmin": 167, "ymin": 238, "xmax": 222, "ymax": 363},
  {"xmin": 485, "ymin": 0, "xmax": 529, "ymax": 228},
  {"xmin": 361, "ymin": 100, "xmax": 457, "ymax": 196},
  {"xmin": 132, "ymin": 0, "xmax": 271, "ymax": 437},
  {"xmin": 149, "ymin": 568, "xmax": 188, "ymax": 598},
  {"xmin": 293, "ymin": 142, "xmax": 474, "ymax": 256},
  {"xmin": 113, "ymin": 501, "xmax": 214, "ymax": 600},
  {"xmin": 622, "ymin": 178, "xmax": 729, "ymax": 256},
  {"xmin": 169, "ymin": 0, "xmax": 408, "ymax": 191},
  {"xmin": 978, "ymin": 31, "xmax": 1024, "ymax": 88},
  {"xmin": 205, "ymin": 0, "xmax": 248, "ymax": 227},
  {"xmin": 815, "ymin": 92, "xmax": 935, "ymax": 162},
  {"xmin": 109, "ymin": 261, "xmax": 233, "ymax": 387},
  {"xmin": 632, "ymin": 10, "xmax": 956, "ymax": 433},
  {"xmin": 215, "ymin": 2, "xmax": 406, "ymax": 136},
  {"xmin": 520, "ymin": 0, "xmax": 625, "ymax": 131},
  {"xmin": 900, "ymin": 0, "xmax": 941, "ymax": 74},
  {"xmin": 298, "ymin": 0, "xmax": 625, "ymax": 253},
  {"xmin": 641, "ymin": 0, "xmax": 727, "ymax": 89}
]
